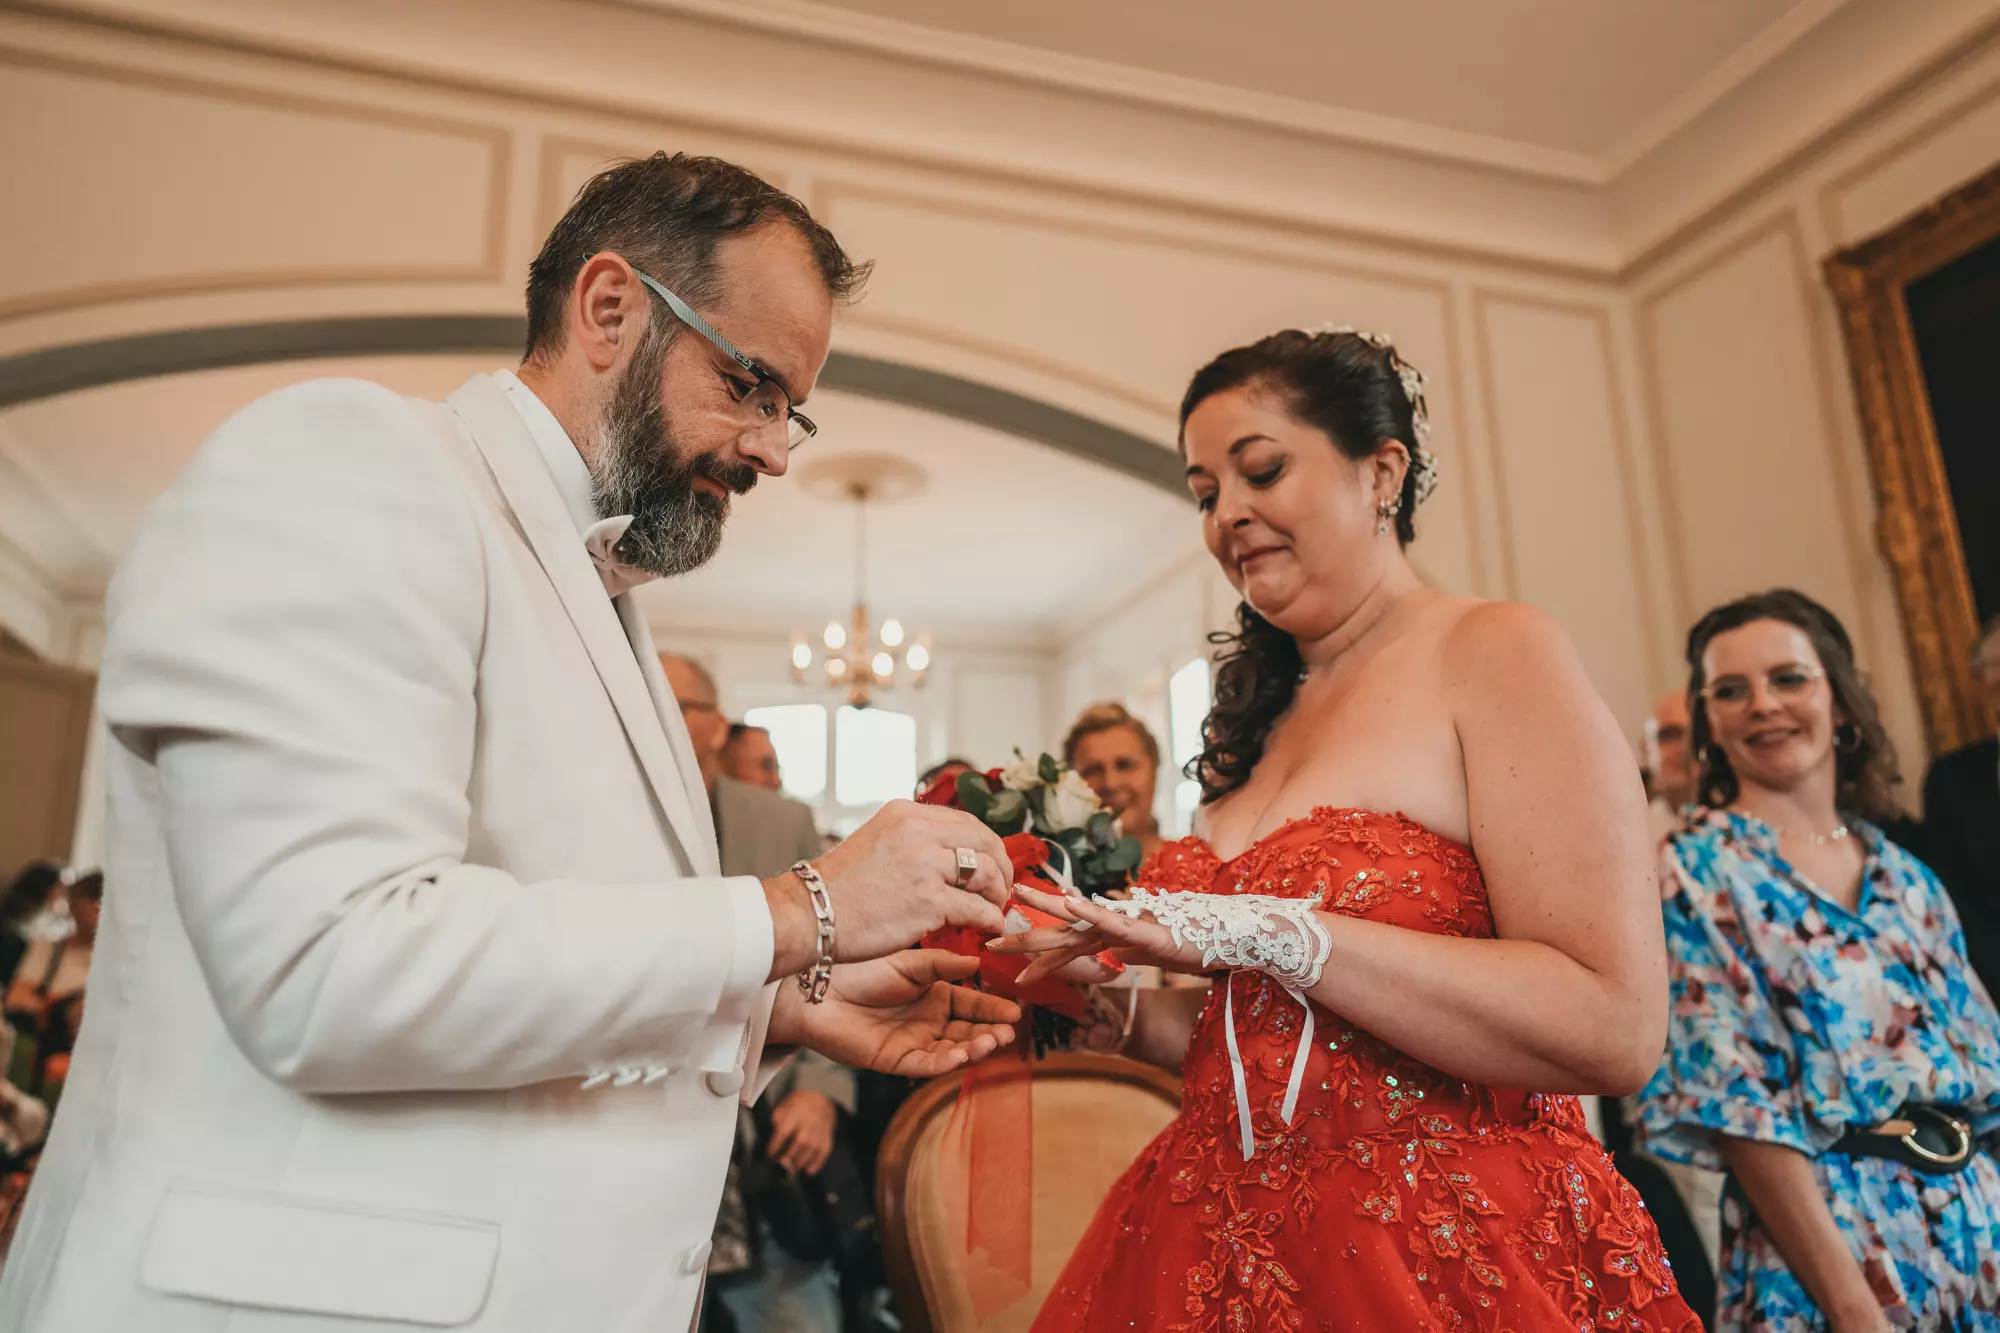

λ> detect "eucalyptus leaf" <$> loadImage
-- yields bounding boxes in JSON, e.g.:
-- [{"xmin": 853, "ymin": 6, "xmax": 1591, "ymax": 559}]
[
  {"xmin": 986, "ymin": 788, "xmax": 1027, "ymax": 832},
  {"xmin": 1102, "ymin": 837, "xmax": 1144, "ymax": 872},
  {"xmin": 955, "ymin": 770, "xmax": 993, "ymax": 818},
  {"xmin": 1038, "ymin": 753, "xmax": 1061, "ymax": 786},
  {"xmin": 1087, "ymin": 811, "xmax": 1118, "ymax": 848}
]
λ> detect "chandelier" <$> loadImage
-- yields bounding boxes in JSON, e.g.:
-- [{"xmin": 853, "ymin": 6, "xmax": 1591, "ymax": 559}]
[{"xmin": 790, "ymin": 454, "xmax": 931, "ymax": 708}]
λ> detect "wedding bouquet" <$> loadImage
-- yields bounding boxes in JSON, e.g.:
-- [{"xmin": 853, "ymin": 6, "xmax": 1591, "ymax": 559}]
[{"xmin": 918, "ymin": 752, "xmax": 1143, "ymax": 1051}]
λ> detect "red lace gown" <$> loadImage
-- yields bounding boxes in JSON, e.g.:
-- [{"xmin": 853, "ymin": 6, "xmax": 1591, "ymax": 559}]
[{"xmin": 1031, "ymin": 808, "xmax": 1701, "ymax": 1333}]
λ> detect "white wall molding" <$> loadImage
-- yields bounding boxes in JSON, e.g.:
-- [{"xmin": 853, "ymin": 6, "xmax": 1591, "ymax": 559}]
[{"xmin": 15, "ymin": 0, "xmax": 1995, "ymax": 277}]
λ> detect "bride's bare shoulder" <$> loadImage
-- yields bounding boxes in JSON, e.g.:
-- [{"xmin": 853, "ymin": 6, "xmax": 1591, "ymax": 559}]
[{"xmin": 1432, "ymin": 598, "xmax": 1586, "ymax": 685}]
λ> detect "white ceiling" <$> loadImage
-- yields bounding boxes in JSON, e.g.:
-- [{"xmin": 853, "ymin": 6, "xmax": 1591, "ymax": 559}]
[
  {"xmin": 682, "ymin": 0, "xmax": 1833, "ymax": 165},
  {"xmin": 0, "ymin": 355, "xmax": 1198, "ymax": 644}
]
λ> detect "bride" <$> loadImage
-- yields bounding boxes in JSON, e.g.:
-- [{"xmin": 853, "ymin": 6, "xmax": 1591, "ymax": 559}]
[{"xmin": 995, "ymin": 328, "xmax": 1702, "ymax": 1331}]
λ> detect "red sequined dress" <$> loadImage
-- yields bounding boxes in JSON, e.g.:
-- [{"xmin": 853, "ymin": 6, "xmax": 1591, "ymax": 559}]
[{"xmin": 1030, "ymin": 808, "xmax": 1701, "ymax": 1333}]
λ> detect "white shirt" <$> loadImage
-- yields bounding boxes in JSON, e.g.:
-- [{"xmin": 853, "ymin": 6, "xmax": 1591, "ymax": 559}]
[{"xmin": 495, "ymin": 368, "xmax": 601, "ymax": 539}]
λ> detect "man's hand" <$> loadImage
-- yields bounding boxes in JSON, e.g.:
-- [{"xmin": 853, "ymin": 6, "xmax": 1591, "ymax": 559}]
[
  {"xmin": 770, "ymin": 951, "xmax": 1020, "ymax": 1077},
  {"xmin": 765, "ymin": 1089, "xmax": 838, "ymax": 1177},
  {"xmin": 764, "ymin": 801, "xmax": 1016, "ymax": 979}
]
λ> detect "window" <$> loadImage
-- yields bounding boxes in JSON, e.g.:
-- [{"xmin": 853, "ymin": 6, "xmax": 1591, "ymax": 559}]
[
  {"xmin": 742, "ymin": 703, "xmax": 827, "ymax": 803},
  {"xmin": 834, "ymin": 706, "xmax": 917, "ymax": 808},
  {"xmin": 1167, "ymin": 657, "xmax": 1212, "ymax": 835}
]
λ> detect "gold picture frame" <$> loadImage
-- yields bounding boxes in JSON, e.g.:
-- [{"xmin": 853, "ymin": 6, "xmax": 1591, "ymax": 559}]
[{"xmin": 1825, "ymin": 162, "xmax": 2000, "ymax": 757}]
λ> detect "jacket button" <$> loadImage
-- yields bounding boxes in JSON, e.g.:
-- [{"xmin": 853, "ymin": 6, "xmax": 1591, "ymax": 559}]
[
  {"xmin": 680, "ymin": 1241, "xmax": 712, "ymax": 1275},
  {"xmin": 703, "ymin": 1068, "xmax": 745, "ymax": 1098}
]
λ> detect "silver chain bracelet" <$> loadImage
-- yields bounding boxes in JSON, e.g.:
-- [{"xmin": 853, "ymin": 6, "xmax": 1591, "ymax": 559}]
[{"xmin": 790, "ymin": 860, "xmax": 836, "ymax": 1004}]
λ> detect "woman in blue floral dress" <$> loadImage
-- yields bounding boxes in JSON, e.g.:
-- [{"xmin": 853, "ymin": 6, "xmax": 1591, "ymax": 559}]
[{"xmin": 1638, "ymin": 589, "xmax": 2000, "ymax": 1332}]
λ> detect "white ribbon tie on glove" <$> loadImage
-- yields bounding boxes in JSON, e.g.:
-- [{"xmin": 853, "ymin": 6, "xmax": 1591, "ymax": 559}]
[{"xmin": 1096, "ymin": 888, "xmax": 1332, "ymax": 1160}]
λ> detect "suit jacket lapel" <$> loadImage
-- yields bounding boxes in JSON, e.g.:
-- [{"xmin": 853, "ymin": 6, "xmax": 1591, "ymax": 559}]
[{"xmin": 444, "ymin": 374, "xmax": 712, "ymax": 877}]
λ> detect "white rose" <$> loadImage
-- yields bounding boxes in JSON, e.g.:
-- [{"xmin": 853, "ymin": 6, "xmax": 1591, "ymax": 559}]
[
  {"xmin": 1039, "ymin": 768, "xmax": 1102, "ymax": 831},
  {"xmin": 999, "ymin": 756, "xmax": 1042, "ymax": 792}
]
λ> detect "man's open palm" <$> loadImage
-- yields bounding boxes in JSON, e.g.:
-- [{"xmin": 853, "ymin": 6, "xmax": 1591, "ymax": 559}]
[{"xmin": 802, "ymin": 951, "xmax": 1019, "ymax": 1077}]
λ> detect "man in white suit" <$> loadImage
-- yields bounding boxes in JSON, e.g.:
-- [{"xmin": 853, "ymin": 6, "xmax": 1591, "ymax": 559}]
[{"xmin": 0, "ymin": 153, "xmax": 1020, "ymax": 1332}]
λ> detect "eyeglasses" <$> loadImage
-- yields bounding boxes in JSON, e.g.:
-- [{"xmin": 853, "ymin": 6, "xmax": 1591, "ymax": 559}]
[
  {"xmin": 1698, "ymin": 662, "xmax": 1827, "ymax": 708},
  {"xmin": 626, "ymin": 264, "xmax": 817, "ymax": 452}
]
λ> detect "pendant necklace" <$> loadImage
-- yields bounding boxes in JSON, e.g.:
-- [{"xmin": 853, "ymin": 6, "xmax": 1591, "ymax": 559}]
[{"xmin": 1776, "ymin": 822, "xmax": 1850, "ymax": 847}]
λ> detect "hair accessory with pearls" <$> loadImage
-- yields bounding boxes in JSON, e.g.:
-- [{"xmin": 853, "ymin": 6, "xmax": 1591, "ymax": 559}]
[{"xmin": 1303, "ymin": 324, "xmax": 1438, "ymax": 508}]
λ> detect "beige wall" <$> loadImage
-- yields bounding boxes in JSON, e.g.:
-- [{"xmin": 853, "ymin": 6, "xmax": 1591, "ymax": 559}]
[
  {"xmin": 3, "ymin": 3, "xmax": 1998, "ymax": 815},
  {"xmin": 1626, "ymin": 29, "xmax": 2000, "ymax": 792}
]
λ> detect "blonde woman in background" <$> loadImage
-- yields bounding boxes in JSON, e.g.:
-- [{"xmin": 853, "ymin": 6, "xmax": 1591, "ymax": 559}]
[{"xmin": 1063, "ymin": 702, "xmax": 1166, "ymax": 863}]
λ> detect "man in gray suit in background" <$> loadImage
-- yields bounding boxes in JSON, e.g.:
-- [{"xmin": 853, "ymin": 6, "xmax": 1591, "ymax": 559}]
[{"xmin": 661, "ymin": 653, "xmax": 854, "ymax": 1333}]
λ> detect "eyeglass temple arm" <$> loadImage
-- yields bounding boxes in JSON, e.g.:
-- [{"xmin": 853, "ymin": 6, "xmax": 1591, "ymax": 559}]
[{"xmin": 631, "ymin": 271, "xmax": 755, "ymax": 374}]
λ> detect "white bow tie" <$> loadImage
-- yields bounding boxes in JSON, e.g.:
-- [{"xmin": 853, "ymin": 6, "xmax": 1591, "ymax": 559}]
[{"xmin": 582, "ymin": 516, "xmax": 655, "ymax": 598}]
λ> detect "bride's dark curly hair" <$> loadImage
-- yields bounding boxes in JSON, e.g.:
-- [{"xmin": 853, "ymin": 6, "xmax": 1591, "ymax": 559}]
[{"xmin": 1180, "ymin": 329, "xmax": 1425, "ymax": 804}]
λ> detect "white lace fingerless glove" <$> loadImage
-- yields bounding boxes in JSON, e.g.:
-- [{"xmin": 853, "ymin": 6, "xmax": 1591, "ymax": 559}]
[
  {"xmin": 1098, "ymin": 888, "xmax": 1332, "ymax": 988},
  {"xmin": 1097, "ymin": 889, "xmax": 1330, "ymax": 1160}
]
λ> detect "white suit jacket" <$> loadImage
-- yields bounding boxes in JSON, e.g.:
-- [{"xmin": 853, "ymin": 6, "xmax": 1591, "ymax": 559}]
[{"xmin": 0, "ymin": 372, "xmax": 786, "ymax": 1331}]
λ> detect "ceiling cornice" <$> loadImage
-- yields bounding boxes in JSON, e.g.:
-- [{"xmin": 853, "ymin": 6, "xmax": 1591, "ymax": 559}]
[
  {"xmin": 1599, "ymin": 0, "xmax": 1855, "ymax": 176},
  {"xmin": 604, "ymin": 0, "xmax": 1606, "ymax": 184}
]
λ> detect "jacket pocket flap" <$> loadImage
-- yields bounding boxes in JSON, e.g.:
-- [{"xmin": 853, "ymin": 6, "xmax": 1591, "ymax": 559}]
[{"xmin": 141, "ymin": 1183, "xmax": 499, "ymax": 1326}]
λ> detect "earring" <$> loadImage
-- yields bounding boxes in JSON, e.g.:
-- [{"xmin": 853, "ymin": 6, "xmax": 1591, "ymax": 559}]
[
  {"xmin": 1835, "ymin": 722, "xmax": 1862, "ymax": 753},
  {"xmin": 1376, "ymin": 498, "xmax": 1401, "ymax": 536}
]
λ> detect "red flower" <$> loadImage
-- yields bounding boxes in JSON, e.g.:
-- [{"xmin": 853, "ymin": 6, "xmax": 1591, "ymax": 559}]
[
  {"xmin": 915, "ymin": 767, "xmax": 1003, "ymax": 809},
  {"xmin": 1002, "ymin": 832, "xmax": 1048, "ymax": 878}
]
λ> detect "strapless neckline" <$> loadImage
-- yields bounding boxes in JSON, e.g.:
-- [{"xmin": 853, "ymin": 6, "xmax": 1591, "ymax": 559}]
[{"xmin": 1185, "ymin": 803, "xmax": 1473, "ymax": 866}]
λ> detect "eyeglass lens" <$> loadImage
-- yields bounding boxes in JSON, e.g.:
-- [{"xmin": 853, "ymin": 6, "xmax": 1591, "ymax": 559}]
[
  {"xmin": 735, "ymin": 377, "xmax": 814, "ymax": 451},
  {"xmin": 1705, "ymin": 664, "xmax": 1822, "ymax": 705}
]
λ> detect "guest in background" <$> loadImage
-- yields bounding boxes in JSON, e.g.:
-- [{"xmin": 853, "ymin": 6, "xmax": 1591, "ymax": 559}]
[
  {"xmin": 0, "ymin": 863, "xmax": 62, "ymax": 992},
  {"xmin": 1643, "ymin": 690, "xmax": 1696, "ymax": 841},
  {"xmin": 1921, "ymin": 614, "xmax": 2000, "ymax": 998},
  {"xmin": 723, "ymin": 721, "xmax": 785, "ymax": 792},
  {"xmin": 0, "ymin": 1020, "xmax": 49, "ymax": 1266},
  {"xmin": 660, "ymin": 653, "xmax": 861, "ymax": 1333},
  {"xmin": 4, "ymin": 872, "xmax": 99, "ymax": 1101},
  {"xmin": 1639, "ymin": 589, "xmax": 2000, "ymax": 1332},
  {"xmin": 1062, "ymin": 702, "xmax": 1165, "ymax": 861}
]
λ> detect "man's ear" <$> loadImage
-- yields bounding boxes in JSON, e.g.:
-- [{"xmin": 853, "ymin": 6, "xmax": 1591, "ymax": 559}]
[{"xmin": 571, "ymin": 253, "xmax": 646, "ymax": 372}]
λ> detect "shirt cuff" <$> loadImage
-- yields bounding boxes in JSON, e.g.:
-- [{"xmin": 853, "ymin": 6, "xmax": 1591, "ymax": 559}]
[{"xmin": 726, "ymin": 874, "xmax": 776, "ymax": 998}]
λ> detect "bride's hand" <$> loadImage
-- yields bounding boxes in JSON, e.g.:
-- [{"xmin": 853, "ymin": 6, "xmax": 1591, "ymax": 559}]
[{"xmin": 989, "ymin": 885, "xmax": 1205, "ymax": 984}]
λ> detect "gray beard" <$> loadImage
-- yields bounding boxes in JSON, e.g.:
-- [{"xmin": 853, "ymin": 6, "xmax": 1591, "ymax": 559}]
[{"xmin": 587, "ymin": 336, "xmax": 746, "ymax": 579}]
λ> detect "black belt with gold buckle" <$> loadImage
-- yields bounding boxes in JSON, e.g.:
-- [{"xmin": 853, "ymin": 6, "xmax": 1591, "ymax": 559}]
[{"xmin": 1830, "ymin": 1104, "xmax": 1975, "ymax": 1175}]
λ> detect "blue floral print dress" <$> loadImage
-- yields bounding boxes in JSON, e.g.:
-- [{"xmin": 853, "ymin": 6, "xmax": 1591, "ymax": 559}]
[{"xmin": 1637, "ymin": 810, "xmax": 2000, "ymax": 1331}]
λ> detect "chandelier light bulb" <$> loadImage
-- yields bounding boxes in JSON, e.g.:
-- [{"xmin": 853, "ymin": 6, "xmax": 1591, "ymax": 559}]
[
  {"xmin": 790, "ymin": 641, "xmax": 813, "ymax": 671},
  {"xmin": 827, "ymin": 657, "xmax": 847, "ymax": 679},
  {"xmin": 880, "ymin": 619, "xmax": 905, "ymax": 648},
  {"xmin": 871, "ymin": 651, "xmax": 895, "ymax": 678},
  {"xmin": 823, "ymin": 621, "xmax": 846, "ymax": 650},
  {"xmin": 906, "ymin": 643, "xmax": 930, "ymax": 672}
]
